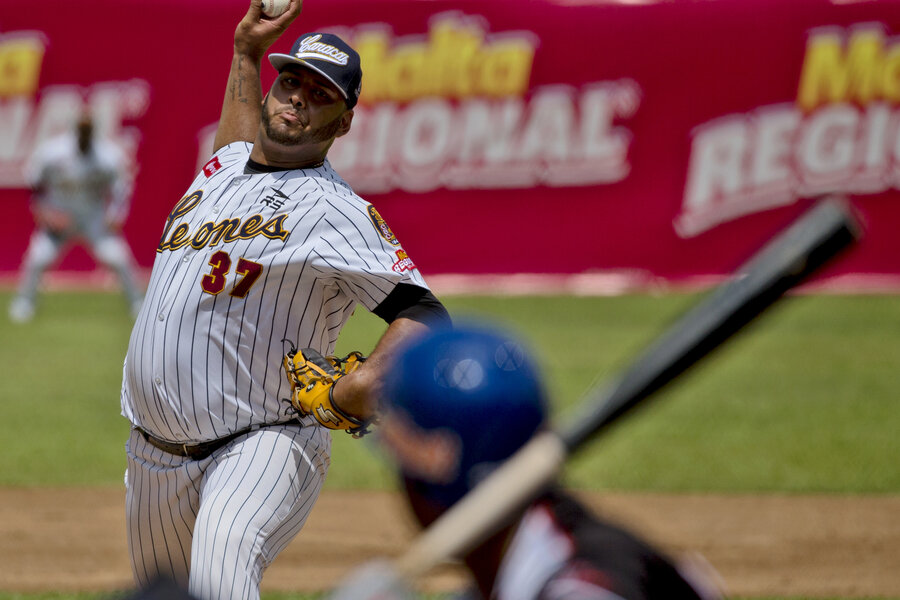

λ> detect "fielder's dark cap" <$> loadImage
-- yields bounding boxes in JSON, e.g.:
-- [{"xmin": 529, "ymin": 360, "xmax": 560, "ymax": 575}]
[{"xmin": 268, "ymin": 32, "xmax": 362, "ymax": 109}]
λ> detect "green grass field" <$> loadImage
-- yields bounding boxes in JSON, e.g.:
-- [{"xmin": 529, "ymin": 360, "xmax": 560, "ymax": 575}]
[
  {"xmin": 1, "ymin": 289, "xmax": 898, "ymax": 600},
  {"xmin": 2, "ymin": 290, "xmax": 897, "ymax": 493}
]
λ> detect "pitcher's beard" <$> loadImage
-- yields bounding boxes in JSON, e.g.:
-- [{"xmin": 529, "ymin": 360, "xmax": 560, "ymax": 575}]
[{"xmin": 262, "ymin": 108, "xmax": 343, "ymax": 146}]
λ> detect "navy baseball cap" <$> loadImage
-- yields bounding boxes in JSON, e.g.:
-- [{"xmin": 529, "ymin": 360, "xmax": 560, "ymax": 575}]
[{"xmin": 268, "ymin": 32, "xmax": 362, "ymax": 108}]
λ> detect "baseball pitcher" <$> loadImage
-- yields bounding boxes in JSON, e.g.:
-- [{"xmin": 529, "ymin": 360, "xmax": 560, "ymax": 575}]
[{"xmin": 119, "ymin": 2, "xmax": 450, "ymax": 599}]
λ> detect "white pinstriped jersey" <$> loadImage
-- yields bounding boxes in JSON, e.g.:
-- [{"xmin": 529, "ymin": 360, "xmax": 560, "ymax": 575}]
[{"xmin": 120, "ymin": 142, "xmax": 428, "ymax": 443}]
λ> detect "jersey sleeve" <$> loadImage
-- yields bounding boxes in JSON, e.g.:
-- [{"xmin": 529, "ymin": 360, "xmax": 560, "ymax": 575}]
[{"xmin": 311, "ymin": 199, "xmax": 429, "ymax": 312}]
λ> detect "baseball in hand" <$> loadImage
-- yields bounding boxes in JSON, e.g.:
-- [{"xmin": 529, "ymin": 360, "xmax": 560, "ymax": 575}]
[{"xmin": 261, "ymin": 0, "xmax": 290, "ymax": 17}]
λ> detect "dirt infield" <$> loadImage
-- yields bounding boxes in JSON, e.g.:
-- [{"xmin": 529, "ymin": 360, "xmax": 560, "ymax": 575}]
[{"xmin": 1, "ymin": 488, "xmax": 898, "ymax": 598}]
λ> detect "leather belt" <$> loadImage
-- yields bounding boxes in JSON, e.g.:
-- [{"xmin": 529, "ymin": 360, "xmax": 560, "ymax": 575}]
[{"xmin": 135, "ymin": 422, "xmax": 294, "ymax": 460}]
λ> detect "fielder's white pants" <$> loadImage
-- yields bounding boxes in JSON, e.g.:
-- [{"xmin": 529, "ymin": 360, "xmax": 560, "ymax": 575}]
[
  {"xmin": 125, "ymin": 424, "xmax": 331, "ymax": 600},
  {"xmin": 17, "ymin": 227, "xmax": 142, "ymax": 307}
]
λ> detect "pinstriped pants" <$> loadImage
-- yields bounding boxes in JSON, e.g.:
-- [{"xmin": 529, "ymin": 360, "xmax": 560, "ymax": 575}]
[{"xmin": 125, "ymin": 424, "xmax": 331, "ymax": 600}]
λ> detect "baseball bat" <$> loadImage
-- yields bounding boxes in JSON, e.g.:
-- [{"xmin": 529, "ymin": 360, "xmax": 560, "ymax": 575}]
[{"xmin": 342, "ymin": 197, "xmax": 862, "ymax": 593}]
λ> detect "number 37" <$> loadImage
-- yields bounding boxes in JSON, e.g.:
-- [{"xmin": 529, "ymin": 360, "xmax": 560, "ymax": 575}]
[{"xmin": 201, "ymin": 250, "xmax": 263, "ymax": 298}]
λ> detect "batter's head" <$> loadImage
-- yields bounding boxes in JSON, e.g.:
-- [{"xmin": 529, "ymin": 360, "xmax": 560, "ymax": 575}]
[
  {"xmin": 268, "ymin": 33, "xmax": 362, "ymax": 109},
  {"xmin": 380, "ymin": 323, "xmax": 547, "ymax": 509}
]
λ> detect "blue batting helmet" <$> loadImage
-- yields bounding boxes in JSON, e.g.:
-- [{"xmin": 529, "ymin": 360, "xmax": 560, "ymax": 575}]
[{"xmin": 380, "ymin": 323, "xmax": 547, "ymax": 508}]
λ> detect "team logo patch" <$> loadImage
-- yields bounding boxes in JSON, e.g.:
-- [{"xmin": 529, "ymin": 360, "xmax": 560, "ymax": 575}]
[
  {"xmin": 392, "ymin": 249, "xmax": 417, "ymax": 273},
  {"xmin": 368, "ymin": 205, "xmax": 400, "ymax": 245},
  {"xmin": 203, "ymin": 156, "xmax": 222, "ymax": 177},
  {"xmin": 261, "ymin": 188, "xmax": 290, "ymax": 210}
]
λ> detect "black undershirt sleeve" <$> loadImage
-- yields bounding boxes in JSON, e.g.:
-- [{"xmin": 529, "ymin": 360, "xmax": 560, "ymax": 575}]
[{"xmin": 373, "ymin": 283, "xmax": 452, "ymax": 327}]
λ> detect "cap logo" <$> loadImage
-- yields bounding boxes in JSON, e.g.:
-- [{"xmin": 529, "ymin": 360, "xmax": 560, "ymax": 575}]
[{"xmin": 295, "ymin": 34, "xmax": 349, "ymax": 66}]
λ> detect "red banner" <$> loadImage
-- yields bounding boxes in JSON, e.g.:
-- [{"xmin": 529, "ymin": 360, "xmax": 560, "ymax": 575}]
[{"xmin": 1, "ymin": 0, "xmax": 899, "ymax": 287}]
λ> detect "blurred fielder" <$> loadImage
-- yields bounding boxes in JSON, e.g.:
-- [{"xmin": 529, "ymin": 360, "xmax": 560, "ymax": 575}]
[{"xmin": 9, "ymin": 112, "xmax": 143, "ymax": 322}]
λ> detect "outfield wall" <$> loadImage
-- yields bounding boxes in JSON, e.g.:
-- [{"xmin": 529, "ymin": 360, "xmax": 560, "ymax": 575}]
[{"xmin": 1, "ymin": 0, "xmax": 899, "ymax": 287}]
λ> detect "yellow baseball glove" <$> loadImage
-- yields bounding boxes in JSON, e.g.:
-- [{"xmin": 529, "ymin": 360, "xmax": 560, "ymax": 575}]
[{"xmin": 282, "ymin": 345, "xmax": 373, "ymax": 437}]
